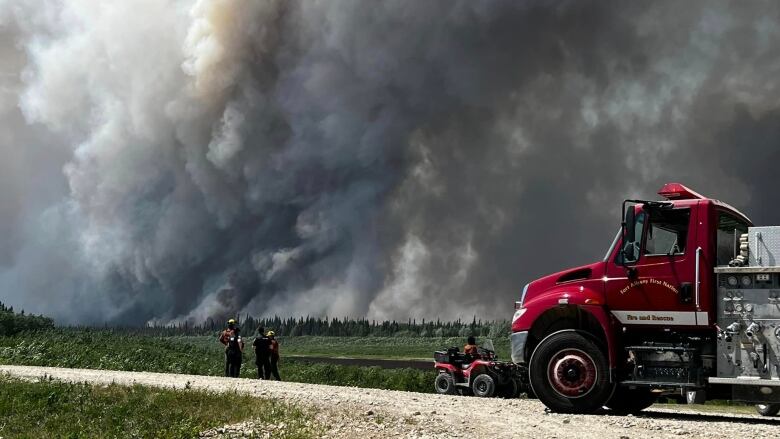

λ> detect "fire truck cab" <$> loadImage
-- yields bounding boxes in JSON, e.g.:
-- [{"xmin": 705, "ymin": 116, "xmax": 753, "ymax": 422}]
[{"xmin": 511, "ymin": 183, "xmax": 780, "ymax": 414}]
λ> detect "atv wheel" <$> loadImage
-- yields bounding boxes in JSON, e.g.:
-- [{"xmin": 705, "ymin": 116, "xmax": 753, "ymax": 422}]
[
  {"xmin": 529, "ymin": 331, "xmax": 614, "ymax": 414},
  {"xmin": 435, "ymin": 373, "xmax": 457, "ymax": 395},
  {"xmin": 755, "ymin": 403, "xmax": 780, "ymax": 417},
  {"xmin": 606, "ymin": 387, "xmax": 657, "ymax": 414},
  {"xmin": 472, "ymin": 374, "xmax": 496, "ymax": 397}
]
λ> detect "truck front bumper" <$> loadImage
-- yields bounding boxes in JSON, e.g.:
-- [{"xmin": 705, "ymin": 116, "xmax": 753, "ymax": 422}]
[{"xmin": 510, "ymin": 331, "xmax": 529, "ymax": 364}]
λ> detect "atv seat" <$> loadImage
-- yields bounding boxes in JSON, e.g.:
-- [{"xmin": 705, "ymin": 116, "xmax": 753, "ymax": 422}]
[{"xmin": 434, "ymin": 347, "xmax": 467, "ymax": 366}]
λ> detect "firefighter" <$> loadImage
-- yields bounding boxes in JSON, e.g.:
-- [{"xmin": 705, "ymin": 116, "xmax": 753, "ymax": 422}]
[
  {"xmin": 219, "ymin": 319, "xmax": 244, "ymax": 377},
  {"xmin": 464, "ymin": 336, "xmax": 479, "ymax": 358},
  {"xmin": 253, "ymin": 326, "xmax": 272, "ymax": 379},
  {"xmin": 267, "ymin": 330, "xmax": 281, "ymax": 381}
]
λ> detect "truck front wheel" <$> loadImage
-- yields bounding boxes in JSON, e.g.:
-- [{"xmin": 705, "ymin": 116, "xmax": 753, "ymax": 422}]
[
  {"xmin": 755, "ymin": 403, "xmax": 780, "ymax": 417},
  {"xmin": 529, "ymin": 331, "xmax": 614, "ymax": 413}
]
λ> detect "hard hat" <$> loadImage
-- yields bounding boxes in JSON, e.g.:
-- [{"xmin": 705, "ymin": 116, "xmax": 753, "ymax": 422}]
[
  {"xmin": 228, "ymin": 319, "xmax": 236, "ymax": 325},
  {"xmin": 267, "ymin": 330, "xmax": 275, "ymax": 337}
]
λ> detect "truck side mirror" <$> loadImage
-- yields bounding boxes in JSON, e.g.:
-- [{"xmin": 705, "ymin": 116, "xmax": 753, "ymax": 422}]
[
  {"xmin": 624, "ymin": 207, "xmax": 636, "ymax": 245},
  {"xmin": 621, "ymin": 206, "xmax": 637, "ymax": 264}
]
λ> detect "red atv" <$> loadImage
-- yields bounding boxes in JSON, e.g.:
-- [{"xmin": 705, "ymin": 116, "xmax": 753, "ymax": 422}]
[{"xmin": 433, "ymin": 339, "xmax": 523, "ymax": 398}]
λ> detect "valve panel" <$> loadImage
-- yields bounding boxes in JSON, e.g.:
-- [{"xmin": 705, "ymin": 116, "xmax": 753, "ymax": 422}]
[{"xmin": 715, "ymin": 268, "xmax": 780, "ymax": 379}]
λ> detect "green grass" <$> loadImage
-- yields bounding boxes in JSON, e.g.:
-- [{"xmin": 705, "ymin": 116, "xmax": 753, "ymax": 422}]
[
  {"xmin": 269, "ymin": 335, "xmax": 509, "ymax": 360},
  {"xmin": 0, "ymin": 375, "xmax": 318, "ymax": 439},
  {"xmin": 173, "ymin": 335, "xmax": 511, "ymax": 361},
  {"xmin": 0, "ymin": 329, "xmax": 436, "ymax": 393}
]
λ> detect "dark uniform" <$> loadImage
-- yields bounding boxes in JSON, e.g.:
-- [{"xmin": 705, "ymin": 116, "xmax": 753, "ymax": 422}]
[{"xmin": 253, "ymin": 328, "xmax": 272, "ymax": 379}]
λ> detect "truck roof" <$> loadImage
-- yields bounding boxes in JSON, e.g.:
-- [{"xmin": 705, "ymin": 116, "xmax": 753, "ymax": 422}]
[
  {"xmin": 657, "ymin": 183, "xmax": 753, "ymax": 226},
  {"xmin": 711, "ymin": 199, "xmax": 753, "ymax": 226}
]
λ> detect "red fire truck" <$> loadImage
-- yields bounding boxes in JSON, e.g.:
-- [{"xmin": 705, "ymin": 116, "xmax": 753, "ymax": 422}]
[{"xmin": 511, "ymin": 183, "xmax": 780, "ymax": 415}]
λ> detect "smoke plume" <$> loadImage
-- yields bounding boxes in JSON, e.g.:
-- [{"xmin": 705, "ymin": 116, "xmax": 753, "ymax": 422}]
[{"xmin": 2, "ymin": 1, "xmax": 780, "ymax": 324}]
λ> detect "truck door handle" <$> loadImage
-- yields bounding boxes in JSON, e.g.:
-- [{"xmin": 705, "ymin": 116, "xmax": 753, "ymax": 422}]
[
  {"xmin": 695, "ymin": 247, "xmax": 702, "ymax": 310},
  {"xmin": 679, "ymin": 283, "xmax": 693, "ymax": 304}
]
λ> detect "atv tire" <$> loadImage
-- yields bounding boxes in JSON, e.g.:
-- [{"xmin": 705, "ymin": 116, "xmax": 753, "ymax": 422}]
[
  {"xmin": 529, "ymin": 331, "xmax": 614, "ymax": 414},
  {"xmin": 606, "ymin": 387, "xmax": 657, "ymax": 414},
  {"xmin": 435, "ymin": 373, "xmax": 457, "ymax": 395},
  {"xmin": 472, "ymin": 374, "xmax": 496, "ymax": 397},
  {"xmin": 756, "ymin": 403, "xmax": 780, "ymax": 417}
]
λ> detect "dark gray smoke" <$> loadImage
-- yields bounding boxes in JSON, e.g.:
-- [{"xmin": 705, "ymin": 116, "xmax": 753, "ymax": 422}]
[{"xmin": 2, "ymin": 1, "xmax": 780, "ymax": 324}]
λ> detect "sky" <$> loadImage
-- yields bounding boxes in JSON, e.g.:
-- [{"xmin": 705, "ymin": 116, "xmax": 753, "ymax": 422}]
[{"xmin": 1, "ymin": 0, "xmax": 780, "ymax": 325}]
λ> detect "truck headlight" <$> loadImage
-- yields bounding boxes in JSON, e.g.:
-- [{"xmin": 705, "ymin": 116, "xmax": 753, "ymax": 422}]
[{"xmin": 512, "ymin": 308, "xmax": 527, "ymax": 323}]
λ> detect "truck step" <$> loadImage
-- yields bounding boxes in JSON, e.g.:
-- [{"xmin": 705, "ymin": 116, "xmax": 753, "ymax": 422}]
[
  {"xmin": 624, "ymin": 345, "xmax": 696, "ymax": 352},
  {"xmin": 708, "ymin": 377, "xmax": 780, "ymax": 386},
  {"xmin": 620, "ymin": 381, "xmax": 700, "ymax": 388}
]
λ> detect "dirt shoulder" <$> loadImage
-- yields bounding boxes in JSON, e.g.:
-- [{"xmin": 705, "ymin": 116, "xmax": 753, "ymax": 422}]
[{"xmin": 1, "ymin": 365, "xmax": 778, "ymax": 438}]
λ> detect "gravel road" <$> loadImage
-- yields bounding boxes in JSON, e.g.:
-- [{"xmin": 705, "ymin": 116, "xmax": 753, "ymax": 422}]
[{"xmin": 2, "ymin": 365, "xmax": 779, "ymax": 439}]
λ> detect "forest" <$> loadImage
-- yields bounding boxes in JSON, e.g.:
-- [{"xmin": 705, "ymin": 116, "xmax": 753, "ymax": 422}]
[{"xmin": 0, "ymin": 302, "xmax": 54, "ymax": 336}]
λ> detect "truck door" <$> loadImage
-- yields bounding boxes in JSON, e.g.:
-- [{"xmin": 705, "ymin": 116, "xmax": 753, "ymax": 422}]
[{"xmin": 605, "ymin": 203, "xmax": 707, "ymax": 327}]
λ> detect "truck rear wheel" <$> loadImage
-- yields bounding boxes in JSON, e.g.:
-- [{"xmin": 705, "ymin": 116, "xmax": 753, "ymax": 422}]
[
  {"xmin": 472, "ymin": 374, "xmax": 496, "ymax": 397},
  {"xmin": 434, "ymin": 373, "xmax": 457, "ymax": 395},
  {"xmin": 529, "ymin": 331, "xmax": 614, "ymax": 413},
  {"xmin": 606, "ymin": 387, "xmax": 657, "ymax": 414},
  {"xmin": 755, "ymin": 403, "xmax": 780, "ymax": 417}
]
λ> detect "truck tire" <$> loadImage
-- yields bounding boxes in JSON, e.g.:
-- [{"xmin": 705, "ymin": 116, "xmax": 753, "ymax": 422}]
[
  {"xmin": 434, "ymin": 373, "xmax": 457, "ymax": 395},
  {"xmin": 472, "ymin": 374, "xmax": 496, "ymax": 397},
  {"xmin": 755, "ymin": 403, "xmax": 780, "ymax": 417},
  {"xmin": 529, "ymin": 331, "xmax": 614, "ymax": 414},
  {"xmin": 606, "ymin": 387, "xmax": 657, "ymax": 414},
  {"xmin": 686, "ymin": 390, "xmax": 706, "ymax": 405}
]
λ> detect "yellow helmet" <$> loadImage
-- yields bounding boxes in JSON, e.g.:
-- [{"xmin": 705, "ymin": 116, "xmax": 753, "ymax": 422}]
[
  {"xmin": 227, "ymin": 319, "xmax": 236, "ymax": 325},
  {"xmin": 266, "ymin": 330, "xmax": 275, "ymax": 337}
]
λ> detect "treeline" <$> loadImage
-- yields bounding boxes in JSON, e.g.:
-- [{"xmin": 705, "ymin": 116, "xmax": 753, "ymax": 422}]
[
  {"xmin": 0, "ymin": 302, "xmax": 54, "ymax": 336},
  {"xmin": 137, "ymin": 315, "xmax": 511, "ymax": 338},
  {"xmin": 0, "ymin": 299, "xmax": 510, "ymax": 338}
]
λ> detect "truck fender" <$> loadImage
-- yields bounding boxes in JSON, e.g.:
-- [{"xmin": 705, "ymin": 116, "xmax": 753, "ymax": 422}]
[
  {"xmin": 531, "ymin": 328, "xmax": 607, "ymax": 361},
  {"xmin": 513, "ymin": 285, "xmax": 606, "ymax": 332},
  {"xmin": 515, "ymin": 287, "xmax": 616, "ymax": 369},
  {"xmin": 577, "ymin": 305, "xmax": 618, "ymax": 370},
  {"xmin": 436, "ymin": 364, "xmax": 458, "ymax": 374}
]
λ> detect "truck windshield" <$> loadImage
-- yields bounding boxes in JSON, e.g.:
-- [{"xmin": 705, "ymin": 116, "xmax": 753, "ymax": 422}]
[{"xmin": 645, "ymin": 208, "xmax": 690, "ymax": 256}]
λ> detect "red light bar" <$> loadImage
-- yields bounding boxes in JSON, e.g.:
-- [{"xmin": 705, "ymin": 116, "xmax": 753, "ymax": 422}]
[{"xmin": 657, "ymin": 182, "xmax": 705, "ymax": 200}]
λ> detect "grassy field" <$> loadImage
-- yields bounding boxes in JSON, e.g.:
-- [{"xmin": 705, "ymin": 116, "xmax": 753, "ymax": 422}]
[
  {"xmin": 0, "ymin": 375, "xmax": 318, "ymax": 439},
  {"xmin": 173, "ymin": 335, "xmax": 511, "ymax": 360},
  {"xmin": 0, "ymin": 330, "xmax": 436, "ymax": 393}
]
